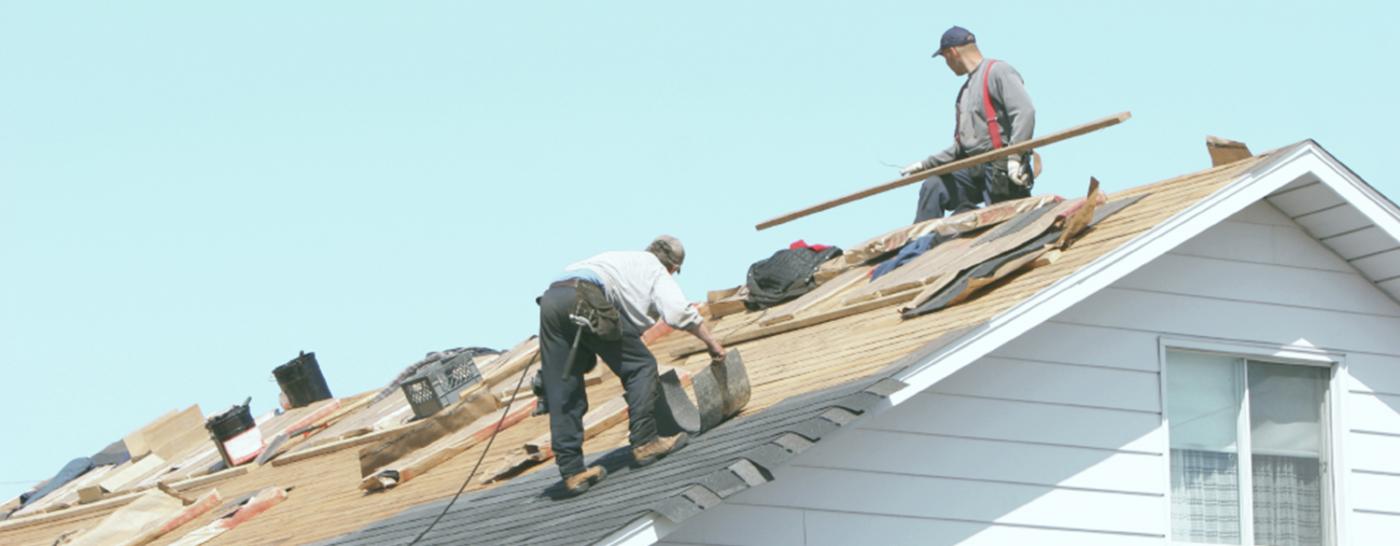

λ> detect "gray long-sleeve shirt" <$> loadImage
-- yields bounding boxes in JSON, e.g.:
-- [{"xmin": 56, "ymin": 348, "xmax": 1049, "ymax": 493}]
[
  {"xmin": 926, "ymin": 59, "xmax": 1035, "ymax": 167},
  {"xmin": 563, "ymin": 251, "xmax": 703, "ymax": 331}
]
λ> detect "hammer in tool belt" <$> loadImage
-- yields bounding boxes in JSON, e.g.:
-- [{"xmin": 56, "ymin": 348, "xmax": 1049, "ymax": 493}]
[{"xmin": 560, "ymin": 304, "xmax": 596, "ymax": 380}]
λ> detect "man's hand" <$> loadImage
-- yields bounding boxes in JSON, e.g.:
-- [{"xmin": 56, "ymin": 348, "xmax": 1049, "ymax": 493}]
[
  {"xmin": 1007, "ymin": 155, "xmax": 1031, "ymax": 187},
  {"xmin": 707, "ymin": 343, "xmax": 727, "ymax": 364},
  {"xmin": 900, "ymin": 159, "xmax": 930, "ymax": 177},
  {"xmin": 686, "ymin": 322, "xmax": 727, "ymax": 364}
]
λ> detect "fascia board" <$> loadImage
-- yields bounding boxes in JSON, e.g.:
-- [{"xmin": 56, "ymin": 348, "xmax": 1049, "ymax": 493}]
[
  {"xmin": 1300, "ymin": 141, "xmax": 1400, "ymax": 247},
  {"xmin": 593, "ymin": 513, "xmax": 676, "ymax": 546}
]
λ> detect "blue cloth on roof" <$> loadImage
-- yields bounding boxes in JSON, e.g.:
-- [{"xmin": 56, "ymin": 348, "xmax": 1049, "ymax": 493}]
[
  {"xmin": 19, "ymin": 457, "xmax": 93, "ymax": 508},
  {"xmin": 870, "ymin": 232, "xmax": 953, "ymax": 281}
]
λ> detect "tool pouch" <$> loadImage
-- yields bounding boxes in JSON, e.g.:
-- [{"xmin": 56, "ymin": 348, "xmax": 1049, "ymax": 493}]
[
  {"xmin": 575, "ymin": 282, "xmax": 623, "ymax": 341},
  {"xmin": 985, "ymin": 154, "xmax": 1033, "ymax": 203}
]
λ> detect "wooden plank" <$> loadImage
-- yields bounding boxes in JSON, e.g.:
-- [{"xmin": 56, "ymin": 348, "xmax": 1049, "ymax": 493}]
[
  {"xmin": 1206, "ymin": 135, "xmax": 1252, "ymax": 167},
  {"xmin": 14, "ymin": 464, "xmax": 117, "ymax": 516},
  {"xmin": 123, "ymin": 405, "xmax": 205, "ymax": 462},
  {"xmin": 705, "ymin": 297, "xmax": 749, "ymax": 320},
  {"xmin": 272, "ymin": 422, "xmax": 423, "ymax": 467},
  {"xmin": 707, "ymin": 286, "xmax": 741, "ymax": 303},
  {"xmin": 167, "ymin": 486, "xmax": 289, "ymax": 546},
  {"xmin": 754, "ymin": 112, "xmax": 1131, "ymax": 230},
  {"xmin": 481, "ymin": 337, "xmax": 540, "ymax": 387},
  {"xmin": 758, "ymin": 265, "xmax": 871, "ymax": 326},
  {"xmin": 168, "ymin": 466, "xmax": 249, "ymax": 492},
  {"xmin": 356, "ymin": 385, "xmax": 501, "ymax": 477},
  {"xmin": 125, "ymin": 488, "xmax": 222, "ymax": 546},
  {"xmin": 0, "ymin": 489, "xmax": 143, "ymax": 533},
  {"xmin": 97, "ymin": 454, "xmax": 167, "ymax": 494},
  {"xmin": 360, "ymin": 401, "xmax": 538, "ymax": 491},
  {"xmin": 254, "ymin": 397, "xmax": 345, "ymax": 465},
  {"xmin": 672, "ymin": 289, "xmax": 919, "ymax": 359}
]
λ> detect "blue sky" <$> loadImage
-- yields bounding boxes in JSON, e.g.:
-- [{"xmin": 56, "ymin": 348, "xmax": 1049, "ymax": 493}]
[{"xmin": 2, "ymin": 1, "xmax": 1394, "ymax": 499}]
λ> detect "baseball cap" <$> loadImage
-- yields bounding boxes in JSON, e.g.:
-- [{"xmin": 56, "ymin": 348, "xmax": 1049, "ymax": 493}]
[
  {"xmin": 932, "ymin": 26, "xmax": 975, "ymax": 57},
  {"xmin": 647, "ymin": 235, "xmax": 685, "ymax": 274}
]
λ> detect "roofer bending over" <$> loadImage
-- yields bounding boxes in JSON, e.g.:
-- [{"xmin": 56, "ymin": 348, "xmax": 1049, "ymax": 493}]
[
  {"xmin": 538, "ymin": 235, "xmax": 726, "ymax": 496},
  {"xmin": 902, "ymin": 25, "xmax": 1036, "ymax": 223}
]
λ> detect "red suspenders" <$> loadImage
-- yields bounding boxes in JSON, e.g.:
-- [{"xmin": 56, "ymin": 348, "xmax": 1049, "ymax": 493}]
[
  {"xmin": 981, "ymin": 59, "xmax": 1003, "ymax": 149},
  {"xmin": 954, "ymin": 59, "xmax": 1004, "ymax": 152}
]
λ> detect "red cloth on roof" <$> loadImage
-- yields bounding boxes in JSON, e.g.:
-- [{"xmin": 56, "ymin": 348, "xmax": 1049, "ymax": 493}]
[{"xmin": 788, "ymin": 239, "xmax": 833, "ymax": 252}]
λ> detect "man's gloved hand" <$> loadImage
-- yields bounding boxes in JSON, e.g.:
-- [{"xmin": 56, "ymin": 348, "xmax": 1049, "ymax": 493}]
[
  {"xmin": 1007, "ymin": 155, "xmax": 1031, "ymax": 187},
  {"xmin": 900, "ymin": 159, "xmax": 931, "ymax": 177}
]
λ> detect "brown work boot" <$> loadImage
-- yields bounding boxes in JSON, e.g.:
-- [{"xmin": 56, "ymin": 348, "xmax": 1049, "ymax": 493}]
[
  {"xmin": 562, "ymin": 465, "xmax": 607, "ymax": 497},
  {"xmin": 632, "ymin": 432, "xmax": 689, "ymax": 468}
]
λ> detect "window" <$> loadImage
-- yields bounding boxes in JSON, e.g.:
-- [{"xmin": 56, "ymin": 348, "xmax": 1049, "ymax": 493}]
[{"xmin": 1166, "ymin": 350, "xmax": 1332, "ymax": 546}]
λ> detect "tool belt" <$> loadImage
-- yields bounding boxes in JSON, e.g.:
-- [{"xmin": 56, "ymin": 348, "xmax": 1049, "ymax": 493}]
[
  {"xmin": 984, "ymin": 155, "xmax": 1033, "ymax": 203},
  {"xmin": 571, "ymin": 281, "xmax": 622, "ymax": 342}
]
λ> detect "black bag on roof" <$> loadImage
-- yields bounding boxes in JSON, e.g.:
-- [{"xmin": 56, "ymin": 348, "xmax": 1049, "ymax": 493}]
[{"xmin": 744, "ymin": 245, "xmax": 842, "ymax": 310}]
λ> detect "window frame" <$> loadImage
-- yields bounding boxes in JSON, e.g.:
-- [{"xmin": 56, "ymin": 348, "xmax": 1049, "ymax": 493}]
[{"xmin": 1158, "ymin": 336, "xmax": 1349, "ymax": 546}]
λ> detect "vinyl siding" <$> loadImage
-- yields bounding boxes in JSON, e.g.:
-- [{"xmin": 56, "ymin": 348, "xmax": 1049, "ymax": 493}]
[{"xmin": 662, "ymin": 202, "xmax": 1400, "ymax": 545}]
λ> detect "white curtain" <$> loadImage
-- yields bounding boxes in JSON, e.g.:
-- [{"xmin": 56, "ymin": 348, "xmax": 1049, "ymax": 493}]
[
  {"xmin": 1252, "ymin": 454, "xmax": 1323, "ymax": 546},
  {"xmin": 1171, "ymin": 448, "xmax": 1242, "ymax": 544}
]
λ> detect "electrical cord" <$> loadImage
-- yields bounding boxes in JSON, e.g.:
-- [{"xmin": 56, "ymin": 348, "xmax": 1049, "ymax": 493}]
[{"xmin": 407, "ymin": 352, "xmax": 538, "ymax": 545}]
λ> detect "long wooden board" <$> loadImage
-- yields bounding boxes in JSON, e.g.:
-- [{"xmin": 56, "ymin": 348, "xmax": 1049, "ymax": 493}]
[
  {"xmin": 671, "ymin": 289, "xmax": 921, "ymax": 359},
  {"xmin": 757, "ymin": 265, "xmax": 871, "ymax": 326},
  {"xmin": 755, "ymin": 112, "xmax": 1130, "ymax": 230},
  {"xmin": 360, "ymin": 401, "xmax": 538, "ymax": 491}
]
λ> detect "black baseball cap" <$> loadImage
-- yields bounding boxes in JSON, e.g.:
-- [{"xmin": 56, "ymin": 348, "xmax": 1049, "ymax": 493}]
[{"xmin": 932, "ymin": 26, "xmax": 975, "ymax": 57}]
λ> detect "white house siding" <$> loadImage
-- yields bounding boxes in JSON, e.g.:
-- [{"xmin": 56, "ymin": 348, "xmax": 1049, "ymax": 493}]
[{"xmin": 660, "ymin": 201, "xmax": 1400, "ymax": 546}]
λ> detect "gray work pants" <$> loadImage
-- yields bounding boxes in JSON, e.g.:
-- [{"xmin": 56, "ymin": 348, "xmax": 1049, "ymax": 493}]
[{"xmin": 538, "ymin": 283, "xmax": 660, "ymax": 478}]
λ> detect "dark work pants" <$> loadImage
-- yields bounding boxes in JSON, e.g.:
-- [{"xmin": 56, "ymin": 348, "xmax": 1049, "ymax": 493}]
[
  {"xmin": 914, "ymin": 158, "xmax": 1033, "ymax": 223},
  {"xmin": 538, "ymin": 284, "xmax": 660, "ymax": 478},
  {"xmin": 915, "ymin": 166, "xmax": 983, "ymax": 223}
]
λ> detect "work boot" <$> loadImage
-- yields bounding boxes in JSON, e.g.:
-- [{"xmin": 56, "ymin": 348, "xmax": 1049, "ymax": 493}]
[
  {"xmin": 562, "ymin": 465, "xmax": 607, "ymax": 497},
  {"xmin": 632, "ymin": 432, "xmax": 689, "ymax": 468}
]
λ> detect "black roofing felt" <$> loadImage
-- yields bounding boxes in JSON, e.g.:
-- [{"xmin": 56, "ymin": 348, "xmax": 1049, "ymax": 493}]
[{"xmin": 313, "ymin": 373, "xmax": 911, "ymax": 546}]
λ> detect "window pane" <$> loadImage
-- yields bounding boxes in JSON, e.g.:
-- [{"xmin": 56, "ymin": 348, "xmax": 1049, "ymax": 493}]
[
  {"xmin": 1168, "ymin": 351, "xmax": 1244, "ymax": 544},
  {"xmin": 1248, "ymin": 361, "xmax": 1327, "ymax": 546}
]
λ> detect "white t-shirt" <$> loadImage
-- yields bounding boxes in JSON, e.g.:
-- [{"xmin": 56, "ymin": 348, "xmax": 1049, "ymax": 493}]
[{"xmin": 563, "ymin": 251, "xmax": 703, "ymax": 330}]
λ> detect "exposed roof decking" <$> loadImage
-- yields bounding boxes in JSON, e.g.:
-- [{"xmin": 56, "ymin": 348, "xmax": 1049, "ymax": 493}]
[{"xmin": 0, "ymin": 153, "xmax": 1277, "ymax": 545}]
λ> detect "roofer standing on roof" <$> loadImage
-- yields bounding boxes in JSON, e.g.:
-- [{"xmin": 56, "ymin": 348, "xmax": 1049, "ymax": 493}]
[
  {"xmin": 538, "ymin": 235, "xmax": 726, "ymax": 496},
  {"xmin": 902, "ymin": 26, "xmax": 1036, "ymax": 223}
]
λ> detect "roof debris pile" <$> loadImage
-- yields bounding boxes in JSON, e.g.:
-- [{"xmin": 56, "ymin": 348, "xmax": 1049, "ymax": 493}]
[{"xmin": 0, "ymin": 141, "xmax": 1281, "ymax": 545}]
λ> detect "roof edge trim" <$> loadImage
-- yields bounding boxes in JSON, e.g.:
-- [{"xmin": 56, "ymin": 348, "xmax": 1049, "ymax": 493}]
[
  {"xmin": 594, "ymin": 513, "xmax": 676, "ymax": 546},
  {"xmin": 1297, "ymin": 140, "xmax": 1400, "ymax": 251}
]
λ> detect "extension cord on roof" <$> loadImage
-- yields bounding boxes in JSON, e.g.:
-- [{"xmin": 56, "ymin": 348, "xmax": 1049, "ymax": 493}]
[{"xmin": 408, "ymin": 352, "xmax": 537, "ymax": 545}]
